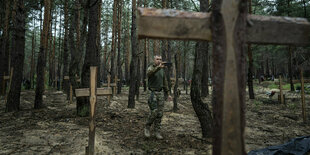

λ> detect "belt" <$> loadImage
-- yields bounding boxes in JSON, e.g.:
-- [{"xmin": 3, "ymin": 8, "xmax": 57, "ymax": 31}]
[{"xmin": 149, "ymin": 88, "xmax": 162, "ymax": 92}]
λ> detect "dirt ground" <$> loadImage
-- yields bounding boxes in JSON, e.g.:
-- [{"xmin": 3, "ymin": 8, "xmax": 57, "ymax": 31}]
[{"xmin": 1, "ymin": 83, "xmax": 310, "ymax": 154}]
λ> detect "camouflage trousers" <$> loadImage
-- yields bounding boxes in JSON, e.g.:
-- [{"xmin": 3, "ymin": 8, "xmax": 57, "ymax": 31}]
[{"xmin": 146, "ymin": 91, "xmax": 164, "ymax": 132}]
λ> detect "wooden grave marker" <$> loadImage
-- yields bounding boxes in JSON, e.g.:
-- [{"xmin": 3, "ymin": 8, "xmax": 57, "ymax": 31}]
[
  {"xmin": 3, "ymin": 68, "xmax": 13, "ymax": 103},
  {"xmin": 75, "ymin": 67, "xmax": 112, "ymax": 155},
  {"xmin": 137, "ymin": 3, "xmax": 310, "ymax": 154},
  {"xmin": 102, "ymin": 75, "xmax": 120, "ymax": 95},
  {"xmin": 64, "ymin": 75, "xmax": 81, "ymax": 104}
]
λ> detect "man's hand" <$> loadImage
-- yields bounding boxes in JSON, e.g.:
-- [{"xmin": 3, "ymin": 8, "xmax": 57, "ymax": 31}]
[
  {"xmin": 167, "ymin": 95, "xmax": 172, "ymax": 102},
  {"xmin": 159, "ymin": 62, "xmax": 165, "ymax": 68}
]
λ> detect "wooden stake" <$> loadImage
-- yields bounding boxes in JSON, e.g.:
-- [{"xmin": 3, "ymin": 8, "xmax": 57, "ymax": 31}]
[
  {"xmin": 107, "ymin": 75, "xmax": 111, "ymax": 104},
  {"xmin": 70, "ymin": 84, "xmax": 72, "ymax": 104},
  {"xmin": 88, "ymin": 66, "xmax": 97, "ymax": 155},
  {"xmin": 279, "ymin": 75, "xmax": 284, "ymax": 104},
  {"xmin": 301, "ymin": 68, "xmax": 306, "ymax": 123}
]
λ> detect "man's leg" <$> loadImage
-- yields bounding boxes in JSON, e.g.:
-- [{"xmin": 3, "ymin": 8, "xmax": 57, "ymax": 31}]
[
  {"xmin": 154, "ymin": 91, "xmax": 164, "ymax": 139},
  {"xmin": 145, "ymin": 91, "xmax": 157, "ymax": 137}
]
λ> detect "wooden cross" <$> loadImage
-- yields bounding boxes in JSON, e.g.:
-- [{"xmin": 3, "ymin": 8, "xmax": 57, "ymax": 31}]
[
  {"xmin": 75, "ymin": 67, "xmax": 112, "ymax": 155},
  {"xmin": 3, "ymin": 68, "xmax": 13, "ymax": 103},
  {"xmin": 102, "ymin": 75, "xmax": 120, "ymax": 95},
  {"xmin": 64, "ymin": 75, "xmax": 81, "ymax": 104},
  {"xmin": 137, "ymin": 2, "xmax": 310, "ymax": 154}
]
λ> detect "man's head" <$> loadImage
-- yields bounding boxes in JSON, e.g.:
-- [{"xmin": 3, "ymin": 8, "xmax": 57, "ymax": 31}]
[{"xmin": 154, "ymin": 55, "xmax": 162, "ymax": 66}]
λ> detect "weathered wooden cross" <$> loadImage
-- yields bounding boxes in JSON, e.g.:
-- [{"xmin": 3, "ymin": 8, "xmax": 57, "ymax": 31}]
[
  {"xmin": 74, "ymin": 67, "xmax": 112, "ymax": 155},
  {"xmin": 64, "ymin": 75, "xmax": 81, "ymax": 104},
  {"xmin": 102, "ymin": 75, "xmax": 120, "ymax": 95},
  {"xmin": 137, "ymin": 1, "xmax": 310, "ymax": 153},
  {"xmin": 2, "ymin": 68, "xmax": 13, "ymax": 105}
]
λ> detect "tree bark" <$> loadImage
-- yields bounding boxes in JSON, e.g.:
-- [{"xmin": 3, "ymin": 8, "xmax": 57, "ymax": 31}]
[
  {"xmin": 77, "ymin": 0, "xmax": 99, "ymax": 116},
  {"xmin": 288, "ymin": 46, "xmax": 294, "ymax": 91},
  {"xmin": 211, "ymin": 0, "xmax": 247, "ymax": 153},
  {"xmin": 63, "ymin": 0, "xmax": 70, "ymax": 99},
  {"xmin": 173, "ymin": 49, "xmax": 180, "ymax": 112},
  {"xmin": 6, "ymin": 0, "xmax": 25, "ymax": 112},
  {"xmin": 200, "ymin": 0, "xmax": 209, "ymax": 98},
  {"xmin": 0, "ymin": 0, "xmax": 11, "ymax": 96},
  {"xmin": 248, "ymin": 0, "xmax": 255, "ymax": 99},
  {"xmin": 117, "ymin": 0, "xmax": 123, "ymax": 94},
  {"xmin": 128, "ymin": 0, "xmax": 138, "ymax": 108},
  {"xmin": 110, "ymin": 0, "xmax": 117, "ymax": 84},
  {"xmin": 34, "ymin": 0, "xmax": 51, "ymax": 109}
]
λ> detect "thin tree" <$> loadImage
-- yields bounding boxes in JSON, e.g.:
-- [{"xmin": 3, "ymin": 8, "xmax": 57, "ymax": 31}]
[
  {"xmin": 6, "ymin": 0, "xmax": 26, "ymax": 112},
  {"xmin": 117, "ymin": 0, "xmax": 123, "ymax": 93},
  {"xmin": 0, "ymin": 0, "xmax": 11, "ymax": 96},
  {"xmin": 34, "ymin": 0, "xmax": 51, "ymax": 109},
  {"xmin": 110, "ymin": 0, "xmax": 117, "ymax": 85},
  {"xmin": 63, "ymin": 0, "xmax": 70, "ymax": 99},
  {"xmin": 248, "ymin": 0, "xmax": 255, "ymax": 99},
  {"xmin": 128, "ymin": 0, "xmax": 138, "ymax": 108},
  {"xmin": 200, "ymin": 0, "xmax": 209, "ymax": 98}
]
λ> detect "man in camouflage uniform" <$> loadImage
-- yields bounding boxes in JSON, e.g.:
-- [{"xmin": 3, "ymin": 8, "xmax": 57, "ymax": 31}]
[{"xmin": 144, "ymin": 55, "xmax": 172, "ymax": 139}]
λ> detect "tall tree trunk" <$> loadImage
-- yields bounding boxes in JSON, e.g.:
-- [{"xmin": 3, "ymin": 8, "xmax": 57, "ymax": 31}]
[
  {"xmin": 69, "ymin": 0, "xmax": 82, "ymax": 100},
  {"xmin": 183, "ymin": 41, "xmax": 188, "ymax": 94},
  {"xmin": 96, "ymin": 0, "xmax": 102, "ymax": 86},
  {"xmin": 135, "ymin": 54, "xmax": 141, "ymax": 100},
  {"xmin": 6, "ymin": 0, "xmax": 25, "ymax": 112},
  {"xmin": 248, "ymin": 0, "xmax": 254, "ymax": 99},
  {"xmin": 190, "ymin": 0, "xmax": 212, "ymax": 138},
  {"xmin": 77, "ymin": 0, "xmax": 99, "ymax": 116},
  {"xmin": 103, "ymin": 16, "xmax": 108, "ymax": 83},
  {"xmin": 110, "ymin": 0, "xmax": 117, "ymax": 84},
  {"xmin": 200, "ymin": 0, "xmax": 209, "ymax": 98},
  {"xmin": 117, "ymin": 0, "xmax": 123, "ymax": 94},
  {"xmin": 57, "ymin": 8, "xmax": 62, "ymax": 91},
  {"xmin": 191, "ymin": 43, "xmax": 213, "ymax": 138},
  {"xmin": 288, "ymin": 46, "xmax": 294, "ymax": 91},
  {"xmin": 143, "ymin": 39, "xmax": 147, "ymax": 92},
  {"xmin": 128, "ymin": 0, "xmax": 138, "ymax": 108},
  {"xmin": 34, "ymin": 0, "xmax": 51, "ymax": 109},
  {"xmin": 0, "ymin": 0, "xmax": 11, "ymax": 96},
  {"xmin": 63, "ymin": 0, "xmax": 70, "ymax": 99},
  {"xmin": 211, "ymin": 0, "xmax": 247, "ymax": 153},
  {"xmin": 173, "ymin": 49, "xmax": 180, "ymax": 112},
  {"xmin": 125, "ymin": 8, "xmax": 130, "ymax": 86}
]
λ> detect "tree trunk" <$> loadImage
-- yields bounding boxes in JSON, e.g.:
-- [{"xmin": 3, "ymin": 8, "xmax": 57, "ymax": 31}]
[
  {"xmin": 34, "ymin": 0, "xmax": 51, "ymax": 109},
  {"xmin": 69, "ymin": 0, "xmax": 82, "ymax": 100},
  {"xmin": 143, "ymin": 39, "xmax": 147, "ymax": 92},
  {"xmin": 173, "ymin": 49, "xmax": 180, "ymax": 112},
  {"xmin": 110, "ymin": 0, "xmax": 117, "ymax": 84},
  {"xmin": 135, "ymin": 55, "xmax": 141, "ymax": 100},
  {"xmin": 211, "ymin": 0, "xmax": 247, "ymax": 153},
  {"xmin": 30, "ymin": 27, "xmax": 36, "ymax": 89},
  {"xmin": 57, "ymin": 8, "xmax": 62, "ymax": 91},
  {"xmin": 288, "ymin": 46, "xmax": 294, "ymax": 91},
  {"xmin": 0, "ymin": 0, "xmax": 11, "ymax": 96},
  {"xmin": 128, "ymin": 0, "xmax": 138, "ymax": 108},
  {"xmin": 125, "ymin": 9, "xmax": 130, "ymax": 86},
  {"xmin": 191, "ymin": 42, "xmax": 213, "ymax": 138},
  {"xmin": 103, "ymin": 16, "xmax": 108, "ymax": 83},
  {"xmin": 77, "ymin": 0, "xmax": 99, "ymax": 116},
  {"xmin": 117, "ymin": 0, "xmax": 123, "ymax": 94},
  {"xmin": 248, "ymin": 0, "xmax": 255, "ymax": 99},
  {"xmin": 183, "ymin": 41, "xmax": 188, "ymax": 94},
  {"xmin": 96, "ymin": 0, "xmax": 102, "ymax": 86},
  {"xmin": 63, "ymin": 0, "xmax": 70, "ymax": 99},
  {"xmin": 6, "ymin": 0, "xmax": 25, "ymax": 112},
  {"xmin": 200, "ymin": 0, "xmax": 209, "ymax": 98}
]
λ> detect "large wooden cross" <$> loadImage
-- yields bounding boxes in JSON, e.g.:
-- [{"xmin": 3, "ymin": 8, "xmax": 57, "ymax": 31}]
[
  {"xmin": 74, "ymin": 67, "xmax": 112, "ymax": 155},
  {"xmin": 137, "ymin": 1, "xmax": 310, "ymax": 154}
]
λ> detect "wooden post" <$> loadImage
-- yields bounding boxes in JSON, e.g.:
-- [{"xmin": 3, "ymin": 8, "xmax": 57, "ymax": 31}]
[
  {"xmin": 114, "ymin": 76, "xmax": 117, "ymax": 95},
  {"xmin": 88, "ymin": 66, "xmax": 97, "ymax": 155},
  {"xmin": 70, "ymin": 84, "xmax": 73, "ymax": 104},
  {"xmin": 4, "ymin": 68, "xmax": 14, "ymax": 105},
  {"xmin": 107, "ymin": 75, "xmax": 111, "ymax": 104},
  {"xmin": 279, "ymin": 75, "xmax": 284, "ymax": 104},
  {"xmin": 301, "ymin": 68, "xmax": 306, "ymax": 123},
  {"xmin": 2, "ymin": 72, "xmax": 5, "ymax": 95}
]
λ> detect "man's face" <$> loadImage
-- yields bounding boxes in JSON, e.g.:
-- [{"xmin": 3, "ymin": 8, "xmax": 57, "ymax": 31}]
[{"xmin": 154, "ymin": 56, "xmax": 162, "ymax": 66}]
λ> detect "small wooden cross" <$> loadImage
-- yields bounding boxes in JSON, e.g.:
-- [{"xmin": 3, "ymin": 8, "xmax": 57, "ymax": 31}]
[
  {"xmin": 3, "ymin": 68, "xmax": 13, "ymax": 103},
  {"xmin": 63, "ymin": 75, "xmax": 81, "ymax": 104},
  {"xmin": 137, "ymin": 3, "xmax": 310, "ymax": 154},
  {"xmin": 75, "ymin": 67, "xmax": 112, "ymax": 155},
  {"xmin": 102, "ymin": 75, "xmax": 120, "ymax": 95}
]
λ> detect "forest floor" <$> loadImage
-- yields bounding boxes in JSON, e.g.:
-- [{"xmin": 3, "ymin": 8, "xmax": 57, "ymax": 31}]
[{"xmin": 1, "ymin": 82, "xmax": 310, "ymax": 154}]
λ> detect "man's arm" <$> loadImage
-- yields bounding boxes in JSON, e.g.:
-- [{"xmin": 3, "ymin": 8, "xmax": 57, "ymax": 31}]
[{"xmin": 147, "ymin": 65, "xmax": 161, "ymax": 78}]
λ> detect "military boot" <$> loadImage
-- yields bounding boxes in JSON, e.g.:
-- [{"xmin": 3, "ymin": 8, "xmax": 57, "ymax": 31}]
[
  {"xmin": 144, "ymin": 126, "xmax": 151, "ymax": 138},
  {"xmin": 155, "ymin": 131, "xmax": 163, "ymax": 140}
]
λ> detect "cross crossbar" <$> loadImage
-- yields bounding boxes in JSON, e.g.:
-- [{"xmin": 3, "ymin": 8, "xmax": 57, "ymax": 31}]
[
  {"xmin": 138, "ymin": 8, "xmax": 310, "ymax": 45},
  {"xmin": 75, "ymin": 87, "xmax": 112, "ymax": 97}
]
